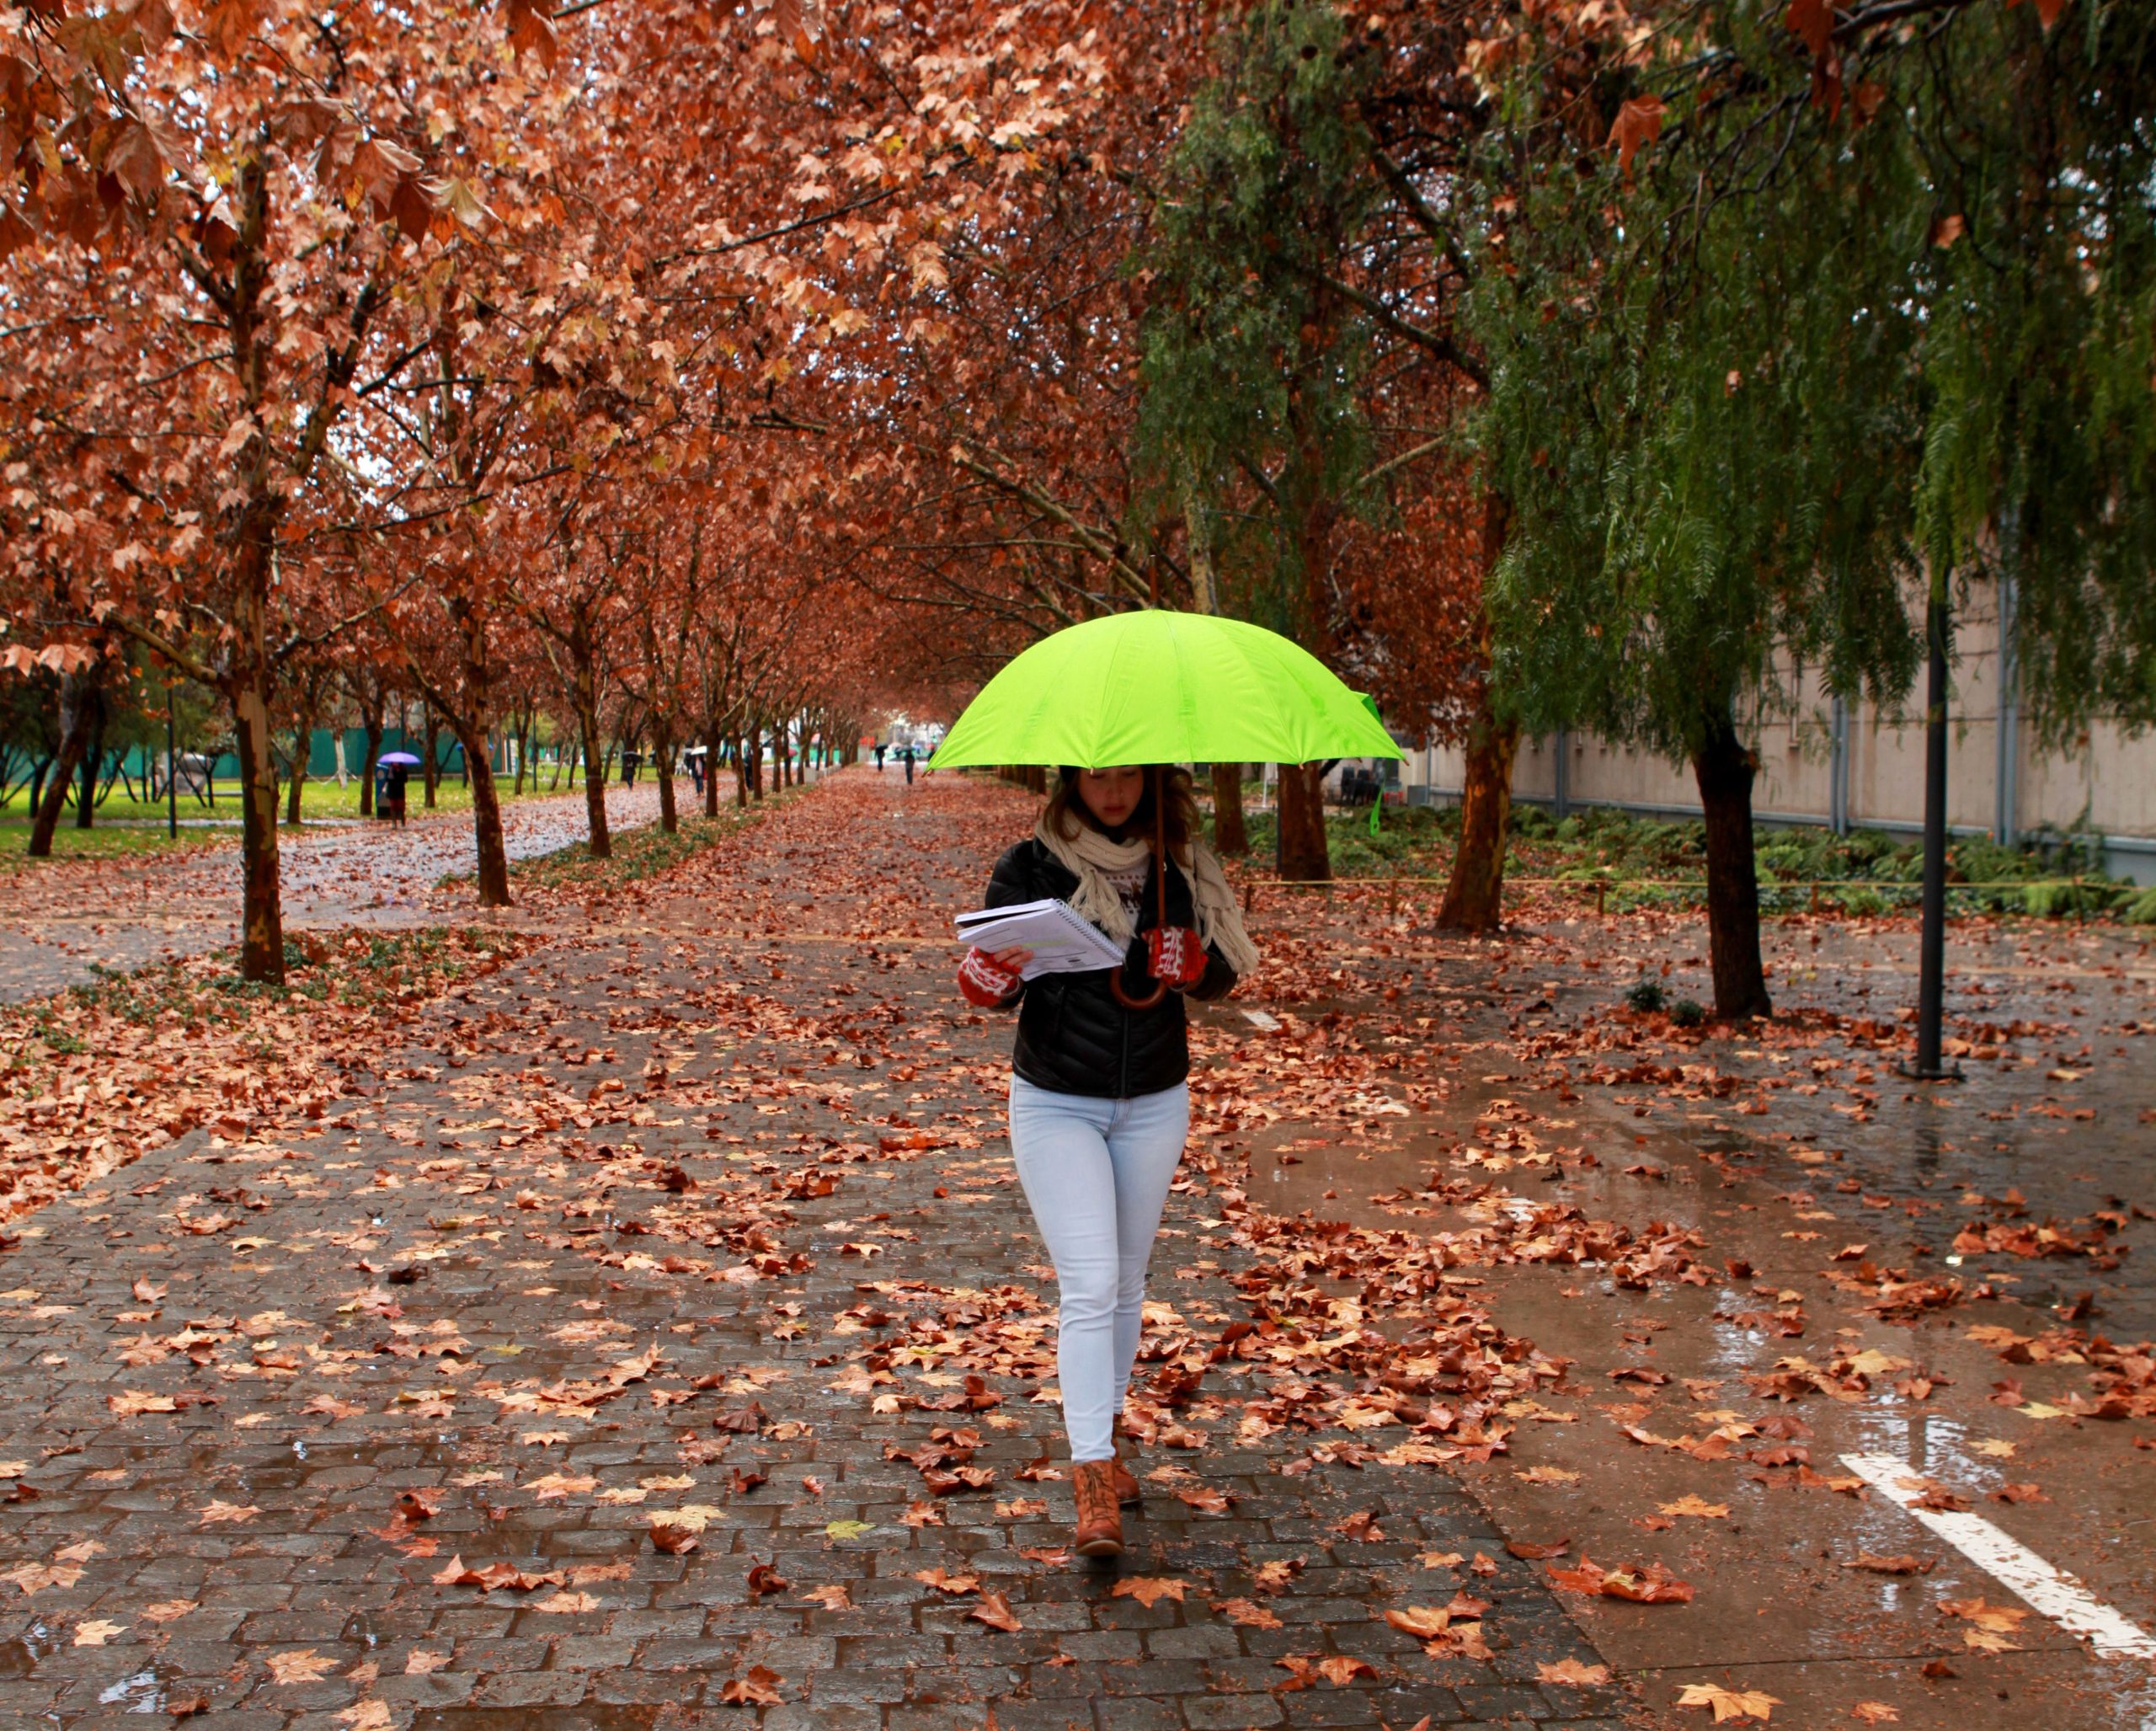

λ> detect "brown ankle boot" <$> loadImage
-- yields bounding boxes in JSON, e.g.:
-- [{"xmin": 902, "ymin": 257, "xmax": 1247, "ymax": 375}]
[
  {"xmin": 1072, "ymin": 1460, "xmax": 1124, "ymax": 1557},
  {"xmin": 1109, "ymin": 1418, "xmax": 1141, "ymax": 1507}
]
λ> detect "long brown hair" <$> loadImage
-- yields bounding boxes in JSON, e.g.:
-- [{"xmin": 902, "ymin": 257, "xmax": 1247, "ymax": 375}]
[{"xmin": 1044, "ymin": 766, "xmax": 1199, "ymax": 860}]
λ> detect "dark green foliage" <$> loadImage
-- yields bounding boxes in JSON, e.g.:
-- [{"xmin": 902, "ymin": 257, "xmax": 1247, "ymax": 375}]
[
  {"xmin": 1468, "ymin": 34, "xmax": 1929, "ymax": 757},
  {"xmin": 1232, "ymin": 800, "xmax": 1453, "ymax": 878},
  {"xmin": 1669, "ymin": 998, "xmax": 1708, "ymax": 1029},
  {"xmin": 1908, "ymin": 3, "xmax": 2156, "ymax": 745},
  {"xmin": 1470, "ymin": 0, "xmax": 2156, "ymax": 753},
  {"xmin": 1132, "ymin": 0, "xmax": 1380, "ymax": 635},
  {"xmin": 1625, "ymin": 978, "xmax": 1668, "ymax": 1013},
  {"xmin": 1225, "ymin": 795, "xmax": 2137, "ymax": 920}
]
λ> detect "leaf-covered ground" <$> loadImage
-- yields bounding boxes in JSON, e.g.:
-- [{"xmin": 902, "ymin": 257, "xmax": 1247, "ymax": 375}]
[
  {"xmin": 0, "ymin": 767, "xmax": 2145, "ymax": 1729},
  {"xmin": 0, "ymin": 782, "xmax": 667, "ymax": 1007}
]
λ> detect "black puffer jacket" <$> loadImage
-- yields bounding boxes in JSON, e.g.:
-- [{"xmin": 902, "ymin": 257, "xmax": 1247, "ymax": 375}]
[{"xmin": 982, "ymin": 838, "xmax": 1238, "ymax": 1098}]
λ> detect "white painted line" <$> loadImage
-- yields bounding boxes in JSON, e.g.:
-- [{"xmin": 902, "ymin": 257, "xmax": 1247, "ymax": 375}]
[{"xmin": 1842, "ymin": 1451, "xmax": 2156, "ymax": 1659}]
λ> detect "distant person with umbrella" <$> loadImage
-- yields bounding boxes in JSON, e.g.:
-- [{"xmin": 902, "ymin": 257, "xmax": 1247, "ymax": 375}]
[
  {"xmin": 376, "ymin": 751, "xmax": 419, "ymax": 826},
  {"xmin": 900, "ymin": 744, "xmax": 916, "ymax": 785},
  {"xmin": 874, "ymin": 741, "xmax": 887, "ymax": 772},
  {"xmin": 938, "ymin": 610, "xmax": 1396, "ymax": 1559}
]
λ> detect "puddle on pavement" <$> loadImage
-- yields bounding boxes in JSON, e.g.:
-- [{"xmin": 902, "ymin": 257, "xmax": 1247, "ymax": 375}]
[
  {"xmin": 95, "ymin": 1667, "xmax": 167, "ymax": 1712},
  {"xmin": 1222, "ymin": 1017, "xmax": 2156, "ymax": 1725}
]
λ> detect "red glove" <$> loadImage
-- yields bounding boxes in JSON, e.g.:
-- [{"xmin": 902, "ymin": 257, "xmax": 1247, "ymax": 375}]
[
  {"xmin": 958, "ymin": 947, "xmax": 1022, "ymax": 1007},
  {"xmin": 1146, "ymin": 926, "xmax": 1208, "ymax": 990}
]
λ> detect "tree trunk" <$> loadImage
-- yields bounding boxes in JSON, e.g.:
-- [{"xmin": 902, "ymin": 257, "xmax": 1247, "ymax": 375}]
[
  {"xmin": 750, "ymin": 730, "xmax": 765, "ymax": 799},
  {"xmin": 654, "ymin": 721, "xmax": 678, "ymax": 834},
  {"xmin": 421, "ymin": 708, "xmax": 440, "ymax": 808},
  {"xmin": 1691, "ymin": 702, "xmax": 1773, "ymax": 1021},
  {"xmin": 73, "ymin": 693, "xmax": 104, "ymax": 829},
  {"xmin": 1275, "ymin": 761, "xmax": 1330, "ymax": 883},
  {"xmin": 447, "ymin": 599, "xmax": 510, "ymax": 905},
  {"xmin": 27, "ymin": 674, "xmax": 93, "ymax": 857},
  {"xmin": 360, "ymin": 704, "xmax": 383, "ymax": 817},
  {"xmin": 232, "ymin": 664, "xmax": 286, "ymax": 984},
  {"xmin": 1436, "ymin": 502, "xmax": 1518, "ymax": 931},
  {"xmin": 446, "ymin": 714, "xmax": 510, "ymax": 906},
  {"xmin": 734, "ymin": 736, "xmax": 750, "ymax": 808},
  {"xmin": 1210, "ymin": 762, "xmax": 1247, "ymax": 856},
  {"xmin": 703, "ymin": 725, "xmax": 722, "ymax": 817},
  {"xmin": 284, "ymin": 732, "xmax": 307, "ymax": 826},
  {"xmin": 578, "ymin": 714, "xmax": 611, "ymax": 858},
  {"xmin": 1438, "ymin": 708, "xmax": 1518, "ymax": 932},
  {"xmin": 562, "ymin": 603, "xmax": 612, "ymax": 857},
  {"xmin": 284, "ymin": 693, "xmax": 317, "ymax": 827},
  {"xmin": 579, "ymin": 717, "xmax": 611, "ymax": 856}
]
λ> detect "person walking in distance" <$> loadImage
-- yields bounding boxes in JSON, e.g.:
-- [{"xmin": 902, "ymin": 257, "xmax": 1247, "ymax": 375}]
[
  {"xmin": 956, "ymin": 766, "xmax": 1259, "ymax": 1557},
  {"xmin": 874, "ymin": 742, "xmax": 887, "ymax": 772},
  {"xmin": 901, "ymin": 744, "xmax": 916, "ymax": 785}
]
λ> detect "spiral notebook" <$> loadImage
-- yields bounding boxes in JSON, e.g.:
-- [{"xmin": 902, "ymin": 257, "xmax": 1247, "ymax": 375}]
[{"xmin": 953, "ymin": 898, "xmax": 1128, "ymax": 979}]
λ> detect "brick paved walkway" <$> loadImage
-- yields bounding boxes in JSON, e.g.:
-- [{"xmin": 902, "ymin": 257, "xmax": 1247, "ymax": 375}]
[{"xmin": 0, "ymin": 770, "xmax": 1619, "ymax": 1729}]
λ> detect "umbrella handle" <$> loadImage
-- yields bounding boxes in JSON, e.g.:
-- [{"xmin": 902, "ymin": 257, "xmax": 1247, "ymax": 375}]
[
  {"xmin": 1112, "ymin": 971, "xmax": 1169, "ymax": 1012},
  {"xmin": 1112, "ymin": 768, "xmax": 1172, "ymax": 1012}
]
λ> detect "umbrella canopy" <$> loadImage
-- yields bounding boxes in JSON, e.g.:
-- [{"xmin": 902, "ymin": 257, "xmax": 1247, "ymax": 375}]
[
  {"xmin": 929, "ymin": 611, "xmax": 1401, "ymax": 770},
  {"xmin": 376, "ymin": 751, "xmax": 422, "ymax": 767}
]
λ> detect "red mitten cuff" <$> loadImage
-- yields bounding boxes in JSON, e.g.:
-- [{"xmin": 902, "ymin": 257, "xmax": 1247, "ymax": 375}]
[
  {"xmin": 958, "ymin": 947, "xmax": 1022, "ymax": 1007},
  {"xmin": 1146, "ymin": 926, "xmax": 1208, "ymax": 990}
]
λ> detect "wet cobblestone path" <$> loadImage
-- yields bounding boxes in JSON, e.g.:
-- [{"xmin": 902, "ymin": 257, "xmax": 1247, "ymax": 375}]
[{"xmin": 0, "ymin": 771, "xmax": 1621, "ymax": 1730}]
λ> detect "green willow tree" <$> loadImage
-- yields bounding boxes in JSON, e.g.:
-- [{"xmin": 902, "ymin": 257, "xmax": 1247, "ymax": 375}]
[
  {"xmin": 1896, "ymin": 0, "xmax": 2156, "ymax": 1066},
  {"xmin": 1131, "ymin": 0, "xmax": 1380, "ymax": 884},
  {"xmin": 1470, "ymin": 115, "xmax": 1927, "ymax": 1018},
  {"xmin": 1468, "ymin": 0, "xmax": 2154, "ymax": 1021}
]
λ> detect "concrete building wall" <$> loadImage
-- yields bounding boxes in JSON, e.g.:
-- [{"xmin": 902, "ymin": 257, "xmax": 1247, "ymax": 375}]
[{"xmin": 1396, "ymin": 579, "xmax": 2156, "ymax": 881}]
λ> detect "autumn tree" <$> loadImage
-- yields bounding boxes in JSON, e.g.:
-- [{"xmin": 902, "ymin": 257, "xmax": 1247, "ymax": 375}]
[{"xmin": 0, "ymin": 0, "xmax": 560, "ymax": 977}]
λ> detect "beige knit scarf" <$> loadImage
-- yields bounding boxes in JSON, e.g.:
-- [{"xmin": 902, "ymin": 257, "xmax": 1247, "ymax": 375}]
[{"xmin": 1033, "ymin": 811, "xmax": 1262, "ymax": 980}]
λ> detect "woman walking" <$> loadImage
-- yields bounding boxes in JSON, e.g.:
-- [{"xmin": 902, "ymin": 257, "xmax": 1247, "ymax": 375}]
[{"xmin": 957, "ymin": 765, "xmax": 1260, "ymax": 1557}]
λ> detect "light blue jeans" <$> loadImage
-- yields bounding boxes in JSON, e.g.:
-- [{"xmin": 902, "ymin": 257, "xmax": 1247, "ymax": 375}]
[{"xmin": 1007, "ymin": 1075, "xmax": 1190, "ymax": 1462}]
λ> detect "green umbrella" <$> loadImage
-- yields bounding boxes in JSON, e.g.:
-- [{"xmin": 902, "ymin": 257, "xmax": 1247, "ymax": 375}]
[{"xmin": 928, "ymin": 611, "xmax": 1402, "ymax": 769}]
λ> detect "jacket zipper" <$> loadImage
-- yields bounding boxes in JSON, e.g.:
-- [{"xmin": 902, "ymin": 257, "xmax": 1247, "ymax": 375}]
[
  {"xmin": 1119, "ymin": 868, "xmax": 1155, "ymax": 1099},
  {"xmin": 1118, "ymin": 980, "xmax": 1131, "ymax": 1099}
]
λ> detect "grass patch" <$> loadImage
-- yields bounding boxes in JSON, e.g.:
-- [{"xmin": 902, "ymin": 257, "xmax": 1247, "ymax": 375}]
[{"xmin": 0, "ymin": 820, "xmax": 226, "ymax": 869}]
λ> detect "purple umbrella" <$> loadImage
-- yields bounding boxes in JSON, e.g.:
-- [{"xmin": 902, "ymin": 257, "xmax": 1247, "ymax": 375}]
[{"xmin": 377, "ymin": 751, "xmax": 422, "ymax": 767}]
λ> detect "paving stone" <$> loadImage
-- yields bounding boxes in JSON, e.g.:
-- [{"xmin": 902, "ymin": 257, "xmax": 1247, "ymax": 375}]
[
  {"xmin": 1187, "ymin": 1693, "xmax": 1288, "ymax": 1728},
  {"xmin": 0, "ymin": 772, "xmax": 1619, "ymax": 1728}
]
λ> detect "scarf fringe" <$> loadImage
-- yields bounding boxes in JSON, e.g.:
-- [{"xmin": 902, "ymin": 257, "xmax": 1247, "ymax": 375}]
[{"xmin": 1033, "ymin": 812, "xmax": 1262, "ymax": 980}]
